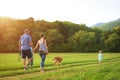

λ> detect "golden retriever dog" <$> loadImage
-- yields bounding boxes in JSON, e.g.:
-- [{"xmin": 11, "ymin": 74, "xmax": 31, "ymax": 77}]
[{"xmin": 53, "ymin": 57, "xmax": 63, "ymax": 66}]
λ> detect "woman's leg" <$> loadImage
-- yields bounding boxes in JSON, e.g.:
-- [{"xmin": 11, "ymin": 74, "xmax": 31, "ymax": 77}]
[{"xmin": 39, "ymin": 52, "xmax": 46, "ymax": 70}]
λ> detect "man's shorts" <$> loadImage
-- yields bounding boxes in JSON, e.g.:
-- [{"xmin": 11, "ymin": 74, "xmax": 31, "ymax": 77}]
[{"xmin": 21, "ymin": 49, "xmax": 32, "ymax": 59}]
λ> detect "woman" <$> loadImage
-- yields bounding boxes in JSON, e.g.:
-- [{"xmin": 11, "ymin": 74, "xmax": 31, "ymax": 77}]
[{"xmin": 34, "ymin": 33, "xmax": 48, "ymax": 72}]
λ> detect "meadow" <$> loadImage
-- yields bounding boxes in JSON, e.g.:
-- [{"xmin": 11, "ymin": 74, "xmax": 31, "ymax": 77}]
[{"xmin": 0, "ymin": 53, "xmax": 120, "ymax": 80}]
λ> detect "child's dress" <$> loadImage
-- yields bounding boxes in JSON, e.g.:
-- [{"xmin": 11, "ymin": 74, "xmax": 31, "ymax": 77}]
[{"xmin": 98, "ymin": 53, "xmax": 103, "ymax": 62}]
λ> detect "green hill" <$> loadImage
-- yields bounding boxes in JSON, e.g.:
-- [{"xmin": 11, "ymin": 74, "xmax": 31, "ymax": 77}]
[{"xmin": 91, "ymin": 18, "xmax": 120, "ymax": 30}]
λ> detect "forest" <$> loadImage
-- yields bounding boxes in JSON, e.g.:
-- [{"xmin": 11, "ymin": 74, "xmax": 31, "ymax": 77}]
[{"xmin": 0, "ymin": 17, "xmax": 120, "ymax": 53}]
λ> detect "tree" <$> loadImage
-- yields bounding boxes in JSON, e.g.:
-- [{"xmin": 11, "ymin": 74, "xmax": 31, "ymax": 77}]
[
  {"xmin": 46, "ymin": 29, "xmax": 64, "ymax": 52},
  {"xmin": 102, "ymin": 26, "xmax": 120, "ymax": 52},
  {"xmin": 69, "ymin": 31, "xmax": 96, "ymax": 52},
  {"xmin": 104, "ymin": 33, "xmax": 119, "ymax": 52}
]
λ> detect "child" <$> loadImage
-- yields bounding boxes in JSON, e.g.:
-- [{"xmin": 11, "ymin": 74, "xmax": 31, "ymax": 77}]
[
  {"xmin": 98, "ymin": 50, "xmax": 103, "ymax": 63},
  {"xmin": 28, "ymin": 47, "xmax": 34, "ymax": 69}
]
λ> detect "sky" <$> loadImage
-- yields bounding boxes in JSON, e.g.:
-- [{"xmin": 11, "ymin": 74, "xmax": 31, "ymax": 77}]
[{"xmin": 0, "ymin": 0, "xmax": 120, "ymax": 26}]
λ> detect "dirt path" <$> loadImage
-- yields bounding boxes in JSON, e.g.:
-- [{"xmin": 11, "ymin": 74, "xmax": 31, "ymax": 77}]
[{"xmin": 0, "ymin": 58, "xmax": 120, "ymax": 80}]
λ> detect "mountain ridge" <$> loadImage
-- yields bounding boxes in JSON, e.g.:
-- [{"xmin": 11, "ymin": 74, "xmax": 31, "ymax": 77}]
[{"xmin": 91, "ymin": 18, "xmax": 120, "ymax": 30}]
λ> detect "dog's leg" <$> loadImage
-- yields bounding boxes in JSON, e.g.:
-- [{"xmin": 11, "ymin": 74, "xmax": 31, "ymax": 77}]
[{"xmin": 54, "ymin": 60, "xmax": 57, "ymax": 66}]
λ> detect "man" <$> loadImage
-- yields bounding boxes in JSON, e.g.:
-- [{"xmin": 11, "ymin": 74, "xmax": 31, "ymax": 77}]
[{"xmin": 19, "ymin": 29, "xmax": 33, "ymax": 70}]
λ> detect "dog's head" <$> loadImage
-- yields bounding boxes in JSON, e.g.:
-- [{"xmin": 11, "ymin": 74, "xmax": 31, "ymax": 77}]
[{"xmin": 53, "ymin": 57, "xmax": 63, "ymax": 62}]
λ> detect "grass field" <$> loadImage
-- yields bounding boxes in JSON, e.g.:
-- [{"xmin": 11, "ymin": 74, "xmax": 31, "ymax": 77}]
[{"xmin": 0, "ymin": 53, "xmax": 120, "ymax": 80}]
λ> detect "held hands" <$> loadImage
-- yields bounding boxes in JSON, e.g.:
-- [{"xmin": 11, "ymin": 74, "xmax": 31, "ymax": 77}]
[
  {"xmin": 19, "ymin": 48, "xmax": 21, "ymax": 51},
  {"xmin": 33, "ymin": 48, "xmax": 35, "ymax": 52},
  {"xmin": 46, "ymin": 50, "xmax": 49, "ymax": 55}
]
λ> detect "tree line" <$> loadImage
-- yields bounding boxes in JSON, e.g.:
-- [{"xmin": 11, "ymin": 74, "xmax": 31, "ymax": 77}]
[{"xmin": 0, "ymin": 17, "xmax": 120, "ymax": 53}]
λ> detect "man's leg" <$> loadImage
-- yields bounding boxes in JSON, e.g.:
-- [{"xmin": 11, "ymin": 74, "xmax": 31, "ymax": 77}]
[
  {"xmin": 22, "ymin": 58, "xmax": 28, "ymax": 70},
  {"xmin": 21, "ymin": 50, "xmax": 28, "ymax": 70},
  {"xmin": 26, "ymin": 49, "xmax": 32, "ymax": 68},
  {"xmin": 22, "ymin": 58, "xmax": 26, "ymax": 67},
  {"xmin": 26, "ymin": 58, "xmax": 32, "ymax": 66}
]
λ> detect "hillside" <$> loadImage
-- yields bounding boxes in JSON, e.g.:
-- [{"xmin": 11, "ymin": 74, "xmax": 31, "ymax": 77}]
[
  {"xmin": 91, "ymin": 23, "xmax": 104, "ymax": 27},
  {"xmin": 91, "ymin": 18, "xmax": 120, "ymax": 30}
]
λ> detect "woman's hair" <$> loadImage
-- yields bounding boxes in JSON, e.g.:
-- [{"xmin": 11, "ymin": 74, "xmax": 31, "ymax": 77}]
[
  {"xmin": 40, "ymin": 33, "xmax": 46, "ymax": 39},
  {"xmin": 40, "ymin": 33, "xmax": 44, "ymax": 37}
]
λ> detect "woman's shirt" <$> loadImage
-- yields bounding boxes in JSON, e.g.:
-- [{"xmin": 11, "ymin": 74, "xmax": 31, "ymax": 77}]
[{"xmin": 38, "ymin": 38, "xmax": 47, "ymax": 52}]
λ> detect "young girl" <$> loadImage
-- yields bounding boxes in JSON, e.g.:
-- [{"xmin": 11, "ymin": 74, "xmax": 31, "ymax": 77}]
[
  {"xmin": 98, "ymin": 50, "xmax": 103, "ymax": 63},
  {"xmin": 28, "ymin": 47, "xmax": 34, "ymax": 69},
  {"xmin": 34, "ymin": 33, "xmax": 48, "ymax": 72}
]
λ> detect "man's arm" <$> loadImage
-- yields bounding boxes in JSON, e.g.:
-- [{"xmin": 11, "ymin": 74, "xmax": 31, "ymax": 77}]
[
  {"xmin": 29, "ymin": 36, "xmax": 33, "ymax": 48},
  {"xmin": 30, "ymin": 41, "xmax": 33, "ymax": 48},
  {"xmin": 33, "ymin": 41, "xmax": 39, "ymax": 51}
]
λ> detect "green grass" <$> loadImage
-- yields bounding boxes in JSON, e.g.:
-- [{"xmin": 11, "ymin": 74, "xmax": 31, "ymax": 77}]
[
  {"xmin": 22, "ymin": 60, "xmax": 120, "ymax": 80},
  {"xmin": 58, "ymin": 61, "xmax": 120, "ymax": 80},
  {"xmin": 0, "ymin": 53, "xmax": 120, "ymax": 80}
]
